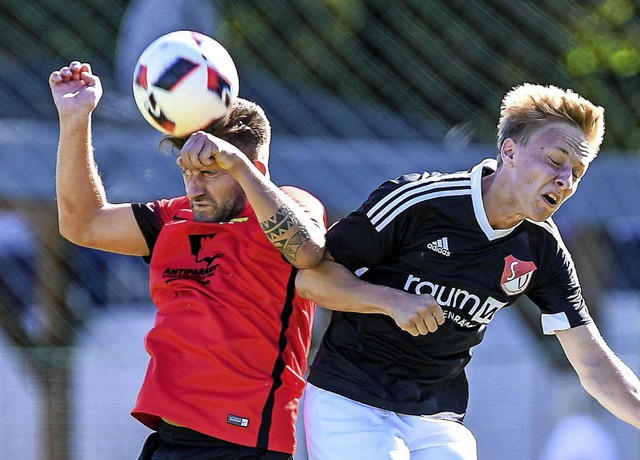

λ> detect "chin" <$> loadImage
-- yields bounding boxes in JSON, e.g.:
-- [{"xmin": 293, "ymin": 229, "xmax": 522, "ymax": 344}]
[
  {"xmin": 531, "ymin": 209, "xmax": 556, "ymax": 222},
  {"xmin": 192, "ymin": 210, "xmax": 219, "ymax": 223}
]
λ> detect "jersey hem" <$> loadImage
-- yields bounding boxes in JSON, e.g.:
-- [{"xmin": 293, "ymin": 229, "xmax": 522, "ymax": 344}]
[{"xmin": 307, "ymin": 370, "xmax": 465, "ymax": 422}]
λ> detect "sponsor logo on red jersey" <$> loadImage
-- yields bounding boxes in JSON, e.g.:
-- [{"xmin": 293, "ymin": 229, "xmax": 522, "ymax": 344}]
[{"xmin": 162, "ymin": 233, "xmax": 223, "ymax": 284}]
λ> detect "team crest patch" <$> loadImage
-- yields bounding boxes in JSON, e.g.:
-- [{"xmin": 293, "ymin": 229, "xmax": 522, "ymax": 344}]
[{"xmin": 500, "ymin": 255, "xmax": 537, "ymax": 296}]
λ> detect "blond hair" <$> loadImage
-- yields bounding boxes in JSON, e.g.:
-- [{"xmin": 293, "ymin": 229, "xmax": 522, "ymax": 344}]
[{"xmin": 497, "ymin": 83, "xmax": 605, "ymax": 160}]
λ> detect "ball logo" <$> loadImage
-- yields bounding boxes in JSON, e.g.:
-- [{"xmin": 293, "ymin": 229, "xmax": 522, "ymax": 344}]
[
  {"xmin": 206, "ymin": 65, "xmax": 233, "ymax": 107},
  {"xmin": 500, "ymin": 255, "xmax": 537, "ymax": 296},
  {"xmin": 144, "ymin": 95, "xmax": 175, "ymax": 133},
  {"xmin": 154, "ymin": 58, "xmax": 199, "ymax": 92}
]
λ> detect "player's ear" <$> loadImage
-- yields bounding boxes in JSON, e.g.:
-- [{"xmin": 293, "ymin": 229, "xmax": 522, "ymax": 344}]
[{"xmin": 500, "ymin": 139, "xmax": 516, "ymax": 162}]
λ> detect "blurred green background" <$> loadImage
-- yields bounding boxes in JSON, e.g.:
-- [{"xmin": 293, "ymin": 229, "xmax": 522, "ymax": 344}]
[{"xmin": 2, "ymin": 0, "xmax": 640, "ymax": 150}]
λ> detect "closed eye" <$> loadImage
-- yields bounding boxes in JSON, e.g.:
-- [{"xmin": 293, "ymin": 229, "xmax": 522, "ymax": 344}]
[{"xmin": 202, "ymin": 170, "xmax": 219, "ymax": 179}]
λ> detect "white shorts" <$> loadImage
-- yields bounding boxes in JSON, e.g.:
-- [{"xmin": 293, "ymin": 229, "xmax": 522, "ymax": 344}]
[{"xmin": 303, "ymin": 383, "xmax": 477, "ymax": 460}]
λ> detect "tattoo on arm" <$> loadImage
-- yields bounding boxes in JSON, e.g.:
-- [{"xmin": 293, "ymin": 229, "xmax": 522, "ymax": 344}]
[{"xmin": 261, "ymin": 207, "xmax": 310, "ymax": 264}]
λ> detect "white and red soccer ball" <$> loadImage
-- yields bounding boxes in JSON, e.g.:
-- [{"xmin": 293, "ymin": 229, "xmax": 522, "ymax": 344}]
[{"xmin": 132, "ymin": 30, "xmax": 239, "ymax": 138}]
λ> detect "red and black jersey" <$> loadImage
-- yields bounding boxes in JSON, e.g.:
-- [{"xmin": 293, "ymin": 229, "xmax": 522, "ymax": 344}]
[
  {"xmin": 309, "ymin": 159, "xmax": 592, "ymax": 421},
  {"xmin": 130, "ymin": 194, "xmax": 317, "ymax": 454}
]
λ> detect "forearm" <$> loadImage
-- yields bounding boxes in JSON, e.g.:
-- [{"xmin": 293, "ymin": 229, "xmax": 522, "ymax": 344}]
[
  {"xmin": 295, "ymin": 259, "xmax": 401, "ymax": 314},
  {"xmin": 559, "ymin": 324, "xmax": 640, "ymax": 429},
  {"xmin": 297, "ymin": 258, "xmax": 445, "ymax": 336},
  {"xmin": 232, "ymin": 163, "xmax": 325, "ymax": 269},
  {"xmin": 581, "ymin": 350, "xmax": 640, "ymax": 428},
  {"xmin": 56, "ymin": 114, "xmax": 107, "ymax": 242}
]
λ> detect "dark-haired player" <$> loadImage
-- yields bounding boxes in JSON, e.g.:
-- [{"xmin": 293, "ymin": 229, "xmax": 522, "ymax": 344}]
[{"xmin": 49, "ymin": 61, "xmax": 326, "ymax": 460}]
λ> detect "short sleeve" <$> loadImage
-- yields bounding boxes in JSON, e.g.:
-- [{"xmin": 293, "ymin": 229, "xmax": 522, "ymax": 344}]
[
  {"xmin": 526, "ymin": 230, "xmax": 592, "ymax": 335},
  {"xmin": 131, "ymin": 202, "xmax": 163, "ymax": 256},
  {"xmin": 131, "ymin": 196, "xmax": 190, "ymax": 260},
  {"xmin": 279, "ymin": 185, "xmax": 327, "ymax": 230},
  {"xmin": 327, "ymin": 173, "xmax": 424, "ymax": 272}
]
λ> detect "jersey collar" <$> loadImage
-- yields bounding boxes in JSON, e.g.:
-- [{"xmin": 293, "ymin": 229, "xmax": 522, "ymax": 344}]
[{"xmin": 470, "ymin": 158, "xmax": 521, "ymax": 241}]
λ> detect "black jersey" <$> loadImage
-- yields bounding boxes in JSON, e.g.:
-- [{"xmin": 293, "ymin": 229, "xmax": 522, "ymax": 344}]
[{"xmin": 308, "ymin": 159, "xmax": 592, "ymax": 421}]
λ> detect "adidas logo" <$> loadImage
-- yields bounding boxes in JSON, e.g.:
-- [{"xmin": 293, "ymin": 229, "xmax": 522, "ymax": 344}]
[{"xmin": 427, "ymin": 237, "xmax": 450, "ymax": 257}]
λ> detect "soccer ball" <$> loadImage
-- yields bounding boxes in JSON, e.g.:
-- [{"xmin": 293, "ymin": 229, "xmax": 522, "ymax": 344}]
[{"xmin": 132, "ymin": 30, "xmax": 239, "ymax": 138}]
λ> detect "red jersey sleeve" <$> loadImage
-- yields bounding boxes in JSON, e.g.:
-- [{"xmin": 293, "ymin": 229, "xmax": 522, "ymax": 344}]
[
  {"xmin": 132, "ymin": 196, "xmax": 191, "ymax": 257},
  {"xmin": 279, "ymin": 185, "xmax": 327, "ymax": 229}
]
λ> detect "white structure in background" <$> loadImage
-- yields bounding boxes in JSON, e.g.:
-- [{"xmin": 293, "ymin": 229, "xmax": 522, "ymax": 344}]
[
  {"xmin": 539, "ymin": 414, "xmax": 619, "ymax": 460},
  {"xmin": 115, "ymin": 0, "xmax": 220, "ymax": 94}
]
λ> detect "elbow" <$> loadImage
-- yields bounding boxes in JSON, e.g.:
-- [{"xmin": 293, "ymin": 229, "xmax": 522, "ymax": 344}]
[
  {"xmin": 288, "ymin": 240, "xmax": 325, "ymax": 270},
  {"xmin": 295, "ymin": 269, "xmax": 316, "ymax": 301},
  {"xmin": 58, "ymin": 220, "xmax": 77, "ymax": 243},
  {"xmin": 573, "ymin": 355, "xmax": 612, "ymax": 403},
  {"xmin": 294, "ymin": 248, "xmax": 324, "ymax": 270},
  {"xmin": 58, "ymin": 218, "xmax": 90, "ymax": 247},
  {"xmin": 59, "ymin": 227, "xmax": 84, "ymax": 246},
  {"xmin": 577, "ymin": 373, "xmax": 598, "ymax": 398}
]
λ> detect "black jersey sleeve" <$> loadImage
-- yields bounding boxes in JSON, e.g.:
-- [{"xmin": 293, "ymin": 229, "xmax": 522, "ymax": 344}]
[
  {"xmin": 131, "ymin": 202, "xmax": 163, "ymax": 260},
  {"xmin": 526, "ymin": 224, "xmax": 592, "ymax": 333},
  {"xmin": 327, "ymin": 173, "xmax": 425, "ymax": 272}
]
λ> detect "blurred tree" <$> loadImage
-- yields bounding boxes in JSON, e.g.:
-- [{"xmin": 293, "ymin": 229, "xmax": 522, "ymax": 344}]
[
  {"xmin": 560, "ymin": 0, "xmax": 640, "ymax": 149},
  {"xmin": 2, "ymin": 0, "xmax": 640, "ymax": 151},
  {"xmin": 219, "ymin": 0, "xmax": 640, "ymax": 152}
]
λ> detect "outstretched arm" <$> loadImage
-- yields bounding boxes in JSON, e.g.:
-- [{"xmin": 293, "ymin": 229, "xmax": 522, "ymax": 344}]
[
  {"xmin": 556, "ymin": 322, "xmax": 640, "ymax": 428},
  {"xmin": 50, "ymin": 61, "xmax": 149, "ymax": 255},
  {"xmin": 295, "ymin": 254, "xmax": 444, "ymax": 336},
  {"xmin": 179, "ymin": 131, "xmax": 326, "ymax": 269}
]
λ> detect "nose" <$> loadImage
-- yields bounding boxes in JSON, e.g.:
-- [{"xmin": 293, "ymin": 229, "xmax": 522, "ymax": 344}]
[
  {"xmin": 555, "ymin": 167, "xmax": 573, "ymax": 190},
  {"xmin": 186, "ymin": 174, "xmax": 206, "ymax": 199}
]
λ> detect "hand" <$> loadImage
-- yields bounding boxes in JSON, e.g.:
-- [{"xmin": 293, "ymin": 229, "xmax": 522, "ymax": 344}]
[
  {"xmin": 178, "ymin": 131, "xmax": 249, "ymax": 173},
  {"xmin": 388, "ymin": 293, "xmax": 445, "ymax": 336},
  {"xmin": 49, "ymin": 61, "xmax": 102, "ymax": 119}
]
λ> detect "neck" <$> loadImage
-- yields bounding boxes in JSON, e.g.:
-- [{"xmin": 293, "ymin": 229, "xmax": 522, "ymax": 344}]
[{"xmin": 481, "ymin": 172, "xmax": 525, "ymax": 229}]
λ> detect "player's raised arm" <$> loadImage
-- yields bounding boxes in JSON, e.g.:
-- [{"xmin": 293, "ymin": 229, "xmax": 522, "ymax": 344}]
[
  {"xmin": 178, "ymin": 131, "xmax": 326, "ymax": 269},
  {"xmin": 50, "ymin": 61, "xmax": 149, "ymax": 256}
]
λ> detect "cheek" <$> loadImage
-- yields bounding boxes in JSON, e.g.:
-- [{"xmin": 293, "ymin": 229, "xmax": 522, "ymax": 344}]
[
  {"xmin": 525, "ymin": 167, "xmax": 550, "ymax": 186},
  {"xmin": 515, "ymin": 173, "xmax": 536, "ymax": 190},
  {"xmin": 207, "ymin": 178, "xmax": 242, "ymax": 197}
]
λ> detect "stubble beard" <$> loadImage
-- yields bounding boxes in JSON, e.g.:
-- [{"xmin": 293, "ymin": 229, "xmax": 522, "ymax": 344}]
[{"xmin": 191, "ymin": 195, "xmax": 247, "ymax": 223}]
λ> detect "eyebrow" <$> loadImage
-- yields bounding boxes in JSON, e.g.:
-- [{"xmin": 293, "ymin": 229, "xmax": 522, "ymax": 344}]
[{"xmin": 559, "ymin": 137, "xmax": 591, "ymax": 159}]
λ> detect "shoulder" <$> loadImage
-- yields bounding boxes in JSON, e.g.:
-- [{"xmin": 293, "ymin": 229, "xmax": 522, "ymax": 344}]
[
  {"xmin": 375, "ymin": 169, "xmax": 472, "ymax": 197},
  {"xmin": 280, "ymin": 185, "xmax": 326, "ymax": 222},
  {"xmin": 524, "ymin": 218, "xmax": 567, "ymax": 250},
  {"xmin": 365, "ymin": 169, "xmax": 472, "ymax": 228},
  {"xmin": 523, "ymin": 218, "xmax": 578, "ymax": 273},
  {"xmin": 156, "ymin": 196, "xmax": 190, "ymax": 210},
  {"xmin": 158, "ymin": 196, "xmax": 190, "ymax": 214},
  {"xmin": 279, "ymin": 185, "xmax": 320, "ymax": 205},
  {"xmin": 138, "ymin": 196, "xmax": 191, "ymax": 224}
]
